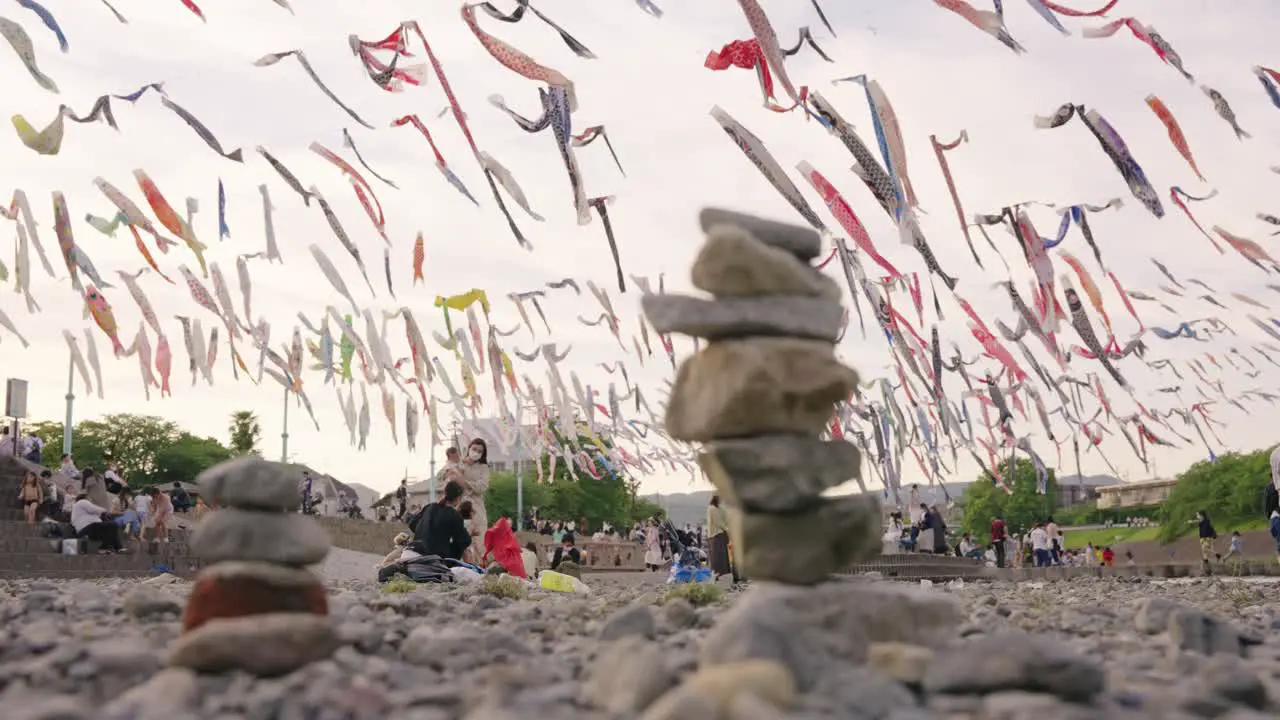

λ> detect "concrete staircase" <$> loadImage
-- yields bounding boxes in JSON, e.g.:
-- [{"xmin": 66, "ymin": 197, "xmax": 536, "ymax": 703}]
[{"xmin": 0, "ymin": 456, "xmax": 202, "ymax": 579}]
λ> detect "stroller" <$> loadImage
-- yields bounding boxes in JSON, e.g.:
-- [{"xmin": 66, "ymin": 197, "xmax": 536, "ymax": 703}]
[{"xmin": 658, "ymin": 519, "xmax": 712, "ymax": 585}]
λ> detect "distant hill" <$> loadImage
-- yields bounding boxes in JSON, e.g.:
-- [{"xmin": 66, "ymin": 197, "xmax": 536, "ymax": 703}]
[{"xmin": 641, "ymin": 491, "xmax": 714, "ymax": 528}]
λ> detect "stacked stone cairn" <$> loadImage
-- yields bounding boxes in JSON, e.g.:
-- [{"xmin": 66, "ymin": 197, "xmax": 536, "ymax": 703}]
[
  {"xmin": 633, "ymin": 210, "xmax": 962, "ymax": 717},
  {"xmin": 168, "ymin": 456, "xmax": 339, "ymax": 676},
  {"xmin": 641, "ymin": 207, "xmax": 882, "ymax": 585}
]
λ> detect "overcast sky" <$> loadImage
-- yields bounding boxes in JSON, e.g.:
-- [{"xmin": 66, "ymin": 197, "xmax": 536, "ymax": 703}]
[{"xmin": 2, "ymin": 0, "xmax": 1278, "ymax": 500}]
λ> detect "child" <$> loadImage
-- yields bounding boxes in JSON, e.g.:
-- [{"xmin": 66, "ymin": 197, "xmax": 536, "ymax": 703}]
[
  {"xmin": 1101, "ymin": 546, "xmax": 1115, "ymax": 567},
  {"xmin": 149, "ymin": 487, "xmax": 174, "ymax": 546},
  {"xmin": 1270, "ymin": 510, "xmax": 1280, "ymax": 563},
  {"xmin": 1222, "ymin": 531, "xmax": 1243, "ymax": 561},
  {"xmin": 18, "ymin": 471, "xmax": 42, "ymax": 525}
]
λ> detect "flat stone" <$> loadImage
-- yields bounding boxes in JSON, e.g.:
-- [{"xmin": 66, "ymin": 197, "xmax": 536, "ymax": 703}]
[
  {"xmin": 581, "ymin": 636, "xmax": 673, "ymax": 714},
  {"xmin": 598, "ymin": 603, "xmax": 657, "ymax": 641},
  {"xmin": 181, "ymin": 568, "xmax": 328, "ymax": 631},
  {"xmin": 701, "ymin": 582, "xmax": 961, "ymax": 691},
  {"xmin": 685, "ymin": 659, "xmax": 797, "ymax": 711},
  {"xmin": 728, "ymin": 494, "xmax": 881, "ymax": 585},
  {"xmin": 699, "ymin": 207, "xmax": 821, "ymax": 261},
  {"xmin": 921, "ymin": 631, "xmax": 1106, "ymax": 702},
  {"xmin": 699, "ymin": 436, "xmax": 861, "ymax": 513},
  {"xmin": 692, "ymin": 224, "xmax": 832, "ymax": 296},
  {"xmin": 190, "ymin": 509, "xmax": 331, "ymax": 566},
  {"xmin": 199, "ymin": 559, "xmax": 324, "ymax": 586},
  {"xmin": 868, "ymin": 642, "xmax": 935, "ymax": 687},
  {"xmin": 1168, "ymin": 609, "xmax": 1246, "ymax": 656},
  {"xmin": 642, "ymin": 294, "xmax": 842, "ymax": 341},
  {"xmin": 665, "ymin": 338, "xmax": 858, "ymax": 442},
  {"xmin": 197, "ymin": 455, "xmax": 303, "ymax": 511},
  {"xmin": 168, "ymin": 612, "xmax": 339, "ymax": 676}
]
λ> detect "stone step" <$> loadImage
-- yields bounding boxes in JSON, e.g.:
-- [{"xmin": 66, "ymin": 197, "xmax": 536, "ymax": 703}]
[
  {"xmin": 0, "ymin": 520, "xmax": 189, "ymax": 543},
  {"xmin": 0, "ymin": 535, "xmax": 193, "ymax": 556},
  {"xmin": 0, "ymin": 551, "xmax": 203, "ymax": 578}
]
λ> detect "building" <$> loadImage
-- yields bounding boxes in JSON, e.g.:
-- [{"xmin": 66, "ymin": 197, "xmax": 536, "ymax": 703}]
[
  {"xmin": 1094, "ymin": 477, "xmax": 1177, "ymax": 510},
  {"xmin": 1056, "ymin": 474, "xmax": 1122, "ymax": 508}
]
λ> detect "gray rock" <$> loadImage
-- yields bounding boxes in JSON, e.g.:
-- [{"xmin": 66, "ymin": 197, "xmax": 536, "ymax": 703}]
[
  {"xmin": 1200, "ymin": 655, "xmax": 1269, "ymax": 709},
  {"xmin": 729, "ymin": 495, "xmax": 882, "ymax": 585},
  {"xmin": 806, "ymin": 667, "xmax": 918, "ymax": 717},
  {"xmin": 699, "ymin": 436, "xmax": 861, "ymax": 513},
  {"xmin": 198, "ymin": 559, "xmax": 322, "ymax": 587},
  {"xmin": 979, "ymin": 691, "xmax": 1097, "ymax": 720},
  {"xmin": 401, "ymin": 625, "xmax": 531, "ymax": 669},
  {"xmin": 661, "ymin": 598, "xmax": 697, "ymax": 631},
  {"xmin": 922, "ymin": 632, "xmax": 1106, "ymax": 702},
  {"xmin": 642, "ymin": 293, "xmax": 842, "ymax": 341},
  {"xmin": 599, "ymin": 603, "xmax": 657, "ymax": 641},
  {"xmin": 692, "ymin": 224, "xmax": 835, "ymax": 297},
  {"xmin": 665, "ymin": 337, "xmax": 858, "ymax": 442},
  {"xmin": 121, "ymin": 588, "xmax": 182, "ymax": 619},
  {"xmin": 196, "ymin": 455, "xmax": 303, "ymax": 512},
  {"xmin": 582, "ymin": 636, "xmax": 673, "ymax": 713},
  {"xmin": 103, "ymin": 668, "xmax": 199, "ymax": 719},
  {"xmin": 190, "ymin": 509, "xmax": 331, "ymax": 566},
  {"xmin": 167, "ymin": 613, "xmax": 339, "ymax": 676},
  {"xmin": 699, "ymin": 207, "xmax": 822, "ymax": 261},
  {"xmin": 1168, "ymin": 609, "xmax": 1245, "ymax": 656},
  {"xmin": 1134, "ymin": 596, "xmax": 1182, "ymax": 634}
]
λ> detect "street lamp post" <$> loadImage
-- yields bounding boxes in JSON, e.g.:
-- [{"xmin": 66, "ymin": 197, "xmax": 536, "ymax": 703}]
[{"xmin": 62, "ymin": 355, "xmax": 74, "ymax": 456}]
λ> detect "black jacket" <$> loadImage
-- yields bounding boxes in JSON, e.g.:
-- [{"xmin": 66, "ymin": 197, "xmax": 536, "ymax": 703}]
[
  {"xmin": 551, "ymin": 546, "xmax": 581, "ymax": 570},
  {"xmin": 414, "ymin": 502, "xmax": 471, "ymax": 560}
]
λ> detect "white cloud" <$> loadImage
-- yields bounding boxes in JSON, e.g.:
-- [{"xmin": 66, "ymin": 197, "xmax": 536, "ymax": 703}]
[{"xmin": 2, "ymin": 0, "xmax": 1278, "ymax": 499}]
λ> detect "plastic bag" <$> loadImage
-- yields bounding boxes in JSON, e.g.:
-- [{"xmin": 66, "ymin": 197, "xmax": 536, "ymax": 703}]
[
  {"xmin": 539, "ymin": 570, "xmax": 590, "ymax": 594},
  {"xmin": 666, "ymin": 562, "xmax": 713, "ymax": 585},
  {"xmin": 451, "ymin": 566, "xmax": 482, "ymax": 584}
]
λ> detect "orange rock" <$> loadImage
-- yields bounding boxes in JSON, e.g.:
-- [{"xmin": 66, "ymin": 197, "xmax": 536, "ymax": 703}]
[{"xmin": 182, "ymin": 574, "xmax": 327, "ymax": 632}]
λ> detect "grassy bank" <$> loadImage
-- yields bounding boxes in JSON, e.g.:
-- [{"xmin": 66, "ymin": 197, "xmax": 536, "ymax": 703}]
[{"xmin": 1063, "ymin": 518, "xmax": 1269, "ymax": 549}]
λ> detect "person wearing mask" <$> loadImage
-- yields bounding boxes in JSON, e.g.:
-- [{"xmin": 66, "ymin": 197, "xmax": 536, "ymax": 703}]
[
  {"xmin": 457, "ymin": 439, "xmax": 490, "ymax": 543},
  {"xmin": 990, "ymin": 514, "xmax": 1008, "ymax": 569},
  {"xmin": 551, "ymin": 533, "xmax": 582, "ymax": 571},
  {"xmin": 643, "ymin": 519, "xmax": 663, "ymax": 571},
  {"xmin": 706, "ymin": 495, "xmax": 735, "ymax": 582},
  {"xmin": 71, "ymin": 493, "xmax": 125, "ymax": 553},
  {"xmin": 18, "ymin": 471, "xmax": 42, "ymax": 525},
  {"xmin": 929, "ymin": 505, "xmax": 948, "ymax": 554},
  {"xmin": 1196, "ymin": 510, "xmax": 1217, "ymax": 572},
  {"xmin": 414, "ymin": 480, "xmax": 471, "ymax": 560}
]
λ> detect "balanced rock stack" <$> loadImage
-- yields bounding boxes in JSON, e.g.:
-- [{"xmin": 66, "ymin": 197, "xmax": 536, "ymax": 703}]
[
  {"xmin": 641, "ymin": 208, "xmax": 881, "ymax": 585},
  {"xmin": 169, "ymin": 456, "xmax": 339, "ymax": 676}
]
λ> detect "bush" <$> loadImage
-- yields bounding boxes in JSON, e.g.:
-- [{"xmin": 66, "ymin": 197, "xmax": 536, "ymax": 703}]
[
  {"xmin": 1156, "ymin": 449, "xmax": 1274, "ymax": 543},
  {"xmin": 381, "ymin": 574, "xmax": 417, "ymax": 594},
  {"xmin": 662, "ymin": 582, "xmax": 723, "ymax": 607},
  {"xmin": 481, "ymin": 574, "xmax": 528, "ymax": 600}
]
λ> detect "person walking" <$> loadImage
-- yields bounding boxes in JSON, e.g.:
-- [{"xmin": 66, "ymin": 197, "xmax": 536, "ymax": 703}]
[
  {"xmin": 1196, "ymin": 510, "xmax": 1218, "ymax": 574},
  {"xmin": 990, "ymin": 514, "xmax": 1008, "ymax": 568},
  {"xmin": 706, "ymin": 495, "xmax": 737, "ymax": 582}
]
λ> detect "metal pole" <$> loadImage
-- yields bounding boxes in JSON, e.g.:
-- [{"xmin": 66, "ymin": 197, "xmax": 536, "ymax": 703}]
[
  {"xmin": 281, "ymin": 385, "xmax": 290, "ymax": 463},
  {"xmin": 62, "ymin": 354, "xmax": 74, "ymax": 457},
  {"xmin": 428, "ymin": 426, "xmax": 437, "ymax": 504},
  {"xmin": 516, "ymin": 456, "xmax": 524, "ymax": 532}
]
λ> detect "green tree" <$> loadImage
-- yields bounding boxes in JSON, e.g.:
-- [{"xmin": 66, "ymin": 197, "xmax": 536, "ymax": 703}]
[
  {"xmin": 481, "ymin": 418, "xmax": 651, "ymax": 532},
  {"xmin": 960, "ymin": 457, "xmax": 1058, "ymax": 538},
  {"xmin": 1156, "ymin": 449, "xmax": 1272, "ymax": 543},
  {"xmin": 153, "ymin": 433, "xmax": 234, "ymax": 486},
  {"xmin": 228, "ymin": 410, "xmax": 262, "ymax": 456}
]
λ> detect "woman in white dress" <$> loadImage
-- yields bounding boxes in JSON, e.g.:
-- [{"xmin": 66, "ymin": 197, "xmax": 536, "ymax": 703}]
[{"xmin": 458, "ymin": 438, "xmax": 490, "ymax": 542}]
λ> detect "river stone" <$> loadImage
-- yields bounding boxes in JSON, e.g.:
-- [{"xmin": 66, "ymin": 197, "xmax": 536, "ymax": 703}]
[
  {"xmin": 168, "ymin": 612, "xmax": 339, "ymax": 676},
  {"xmin": 921, "ymin": 631, "xmax": 1106, "ymax": 702},
  {"xmin": 665, "ymin": 338, "xmax": 858, "ymax": 442},
  {"xmin": 699, "ymin": 436, "xmax": 860, "ymax": 513},
  {"xmin": 728, "ymin": 494, "xmax": 881, "ymax": 585},
  {"xmin": 197, "ymin": 455, "xmax": 302, "ymax": 512},
  {"xmin": 642, "ymin": 294, "xmax": 842, "ymax": 341},
  {"xmin": 699, "ymin": 207, "xmax": 822, "ymax": 261},
  {"xmin": 190, "ymin": 509, "xmax": 331, "ymax": 566},
  {"xmin": 692, "ymin": 224, "xmax": 832, "ymax": 296}
]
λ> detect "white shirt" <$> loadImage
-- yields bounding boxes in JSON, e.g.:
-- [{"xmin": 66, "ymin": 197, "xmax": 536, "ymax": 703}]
[
  {"xmin": 959, "ymin": 539, "xmax": 977, "ymax": 555},
  {"xmin": 134, "ymin": 494, "xmax": 152, "ymax": 515},
  {"xmin": 71, "ymin": 499, "xmax": 108, "ymax": 533},
  {"xmin": 1030, "ymin": 527, "xmax": 1050, "ymax": 551},
  {"xmin": 1046, "ymin": 522, "xmax": 1060, "ymax": 544}
]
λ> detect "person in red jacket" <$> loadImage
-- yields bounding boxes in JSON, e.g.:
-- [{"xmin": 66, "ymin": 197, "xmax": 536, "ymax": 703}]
[
  {"xmin": 990, "ymin": 515, "xmax": 1008, "ymax": 568},
  {"xmin": 482, "ymin": 516, "xmax": 527, "ymax": 578}
]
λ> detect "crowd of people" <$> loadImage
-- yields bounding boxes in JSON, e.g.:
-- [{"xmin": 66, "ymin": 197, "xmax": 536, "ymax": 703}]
[{"xmin": 11, "ymin": 449, "xmax": 205, "ymax": 555}]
